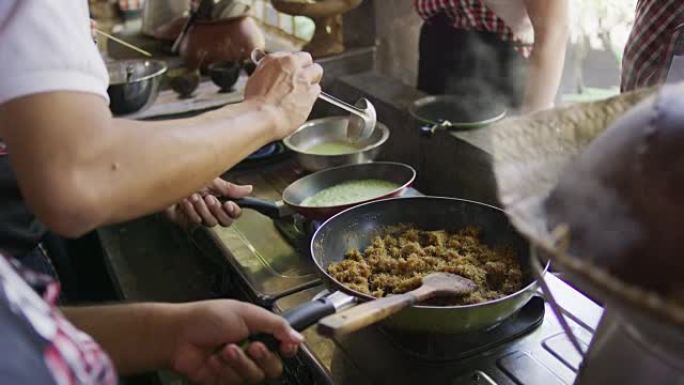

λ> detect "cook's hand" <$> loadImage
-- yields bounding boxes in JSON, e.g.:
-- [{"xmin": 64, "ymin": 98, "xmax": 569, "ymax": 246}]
[
  {"xmin": 165, "ymin": 178, "xmax": 252, "ymax": 228},
  {"xmin": 171, "ymin": 300, "xmax": 303, "ymax": 385},
  {"xmin": 243, "ymin": 51, "xmax": 322, "ymax": 139}
]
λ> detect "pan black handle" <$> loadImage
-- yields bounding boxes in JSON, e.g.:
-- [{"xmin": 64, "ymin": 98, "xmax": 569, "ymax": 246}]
[
  {"xmin": 245, "ymin": 292, "xmax": 355, "ymax": 352},
  {"xmin": 247, "ymin": 300, "xmax": 336, "ymax": 352},
  {"xmin": 282, "ymin": 299, "xmax": 338, "ymax": 331},
  {"xmin": 230, "ymin": 197, "xmax": 283, "ymax": 219}
]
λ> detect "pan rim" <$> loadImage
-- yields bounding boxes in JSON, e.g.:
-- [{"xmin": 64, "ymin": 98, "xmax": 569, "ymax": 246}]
[
  {"xmin": 310, "ymin": 195, "xmax": 548, "ymax": 310},
  {"xmin": 283, "ymin": 161, "xmax": 417, "ymax": 210},
  {"xmin": 283, "ymin": 116, "xmax": 391, "ymax": 155},
  {"xmin": 409, "ymin": 95, "xmax": 507, "ymax": 129}
]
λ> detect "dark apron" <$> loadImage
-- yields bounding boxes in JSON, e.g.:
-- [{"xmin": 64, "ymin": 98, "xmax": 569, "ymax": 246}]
[
  {"xmin": 417, "ymin": 13, "xmax": 527, "ymax": 109},
  {"xmin": 0, "ymin": 153, "xmax": 53, "ymax": 276}
]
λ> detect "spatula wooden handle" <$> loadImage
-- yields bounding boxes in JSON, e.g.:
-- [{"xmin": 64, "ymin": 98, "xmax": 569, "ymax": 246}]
[{"xmin": 316, "ymin": 292, "xmax": 420, "ymax": 338}]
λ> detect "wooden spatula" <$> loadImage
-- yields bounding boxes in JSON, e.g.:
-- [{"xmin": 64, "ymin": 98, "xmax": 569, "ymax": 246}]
[{"xmin": 317, "ymin": 272, "xmax": 476, "ymax": 338}]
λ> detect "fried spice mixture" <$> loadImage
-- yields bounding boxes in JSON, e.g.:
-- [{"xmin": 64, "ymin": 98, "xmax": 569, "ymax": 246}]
[{"xmin": 327, "ymin": 226, "xmax": 523, "ymax": 305}]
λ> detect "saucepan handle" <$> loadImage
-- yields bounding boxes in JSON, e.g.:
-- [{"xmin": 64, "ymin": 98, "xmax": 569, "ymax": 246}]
[
  {"xmin": 419, "ymin": 120, "xmax": 453, "ymax": 137},
  {"xmin": 230, "ymin": 197, "xmax": 283, "ymax": 219},
  {"xmin": 419, "ymin": 124, "xmax": 438, "ymax": 137}
]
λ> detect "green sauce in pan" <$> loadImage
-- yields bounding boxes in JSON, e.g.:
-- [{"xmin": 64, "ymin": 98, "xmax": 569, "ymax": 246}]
[
  {"xmin": 301, "ymin": 179, "xmax": 399, "ymax": 207},
  {"xmin": 304, "ymin": 141, "xmax": 363, "ymax": 155}
]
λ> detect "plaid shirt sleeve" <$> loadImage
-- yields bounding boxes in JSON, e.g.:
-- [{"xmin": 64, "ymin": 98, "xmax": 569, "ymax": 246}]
[
  {"xmin": 118, "ymin": 0, "xmax": 143, "ymax": 11},
  {"xmin": 621, "ymin": 0, "xmax": 684, "ymax": 91},
  {"xmin": 0, "ymin": 257, "xmax": 117, "ymax": 385}
]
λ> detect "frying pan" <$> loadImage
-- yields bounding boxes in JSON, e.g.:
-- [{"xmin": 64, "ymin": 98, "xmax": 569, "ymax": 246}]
[
  {"xmin": 233, "ymin": 162, "xmax": 416, "ymax": 221},
  {"xmin": 410, "ymin": 95, "xmax": 507, "ymax": 136},
  {"xmin": 256, "ymin": 197, "xmax": 544, "ymax": 340}
]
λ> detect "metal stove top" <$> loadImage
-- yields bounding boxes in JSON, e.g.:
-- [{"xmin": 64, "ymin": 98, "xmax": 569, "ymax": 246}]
[
  {"xmin": 271, "ymin": 275, "xmax": 600, "ymax": 385},
  {"xmin": 197, "ymin": 159, "xmax": 605, "ymax": 385},
  {"xmin": 202, "ymin": 158, "xmax": 321, "ymax": 306}
]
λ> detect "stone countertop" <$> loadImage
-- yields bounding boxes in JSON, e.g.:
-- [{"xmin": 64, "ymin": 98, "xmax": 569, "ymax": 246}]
[
  {"xmin": 97, "ymin": 214, "xmax": 218, "ymax": 303},
  {"xmin": 97, "ymin": 215, "xmax": 223, "ymax": 384},
  {"xmin": 124, "ymin": 76, "xmax": 247, "ymax": 120},
  {"xmin": 109, "ymin": 44, "xmax": 373, "ymax": 120}
]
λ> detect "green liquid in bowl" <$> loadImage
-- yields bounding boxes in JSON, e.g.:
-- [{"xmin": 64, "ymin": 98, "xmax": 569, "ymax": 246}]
[
  {"xmin": 304, "ymin": 141, "xmax": 363, "ymax": 155},
  {"xmin": 301, "ymin": 179, "xmax": 399, "ymax": 207}
]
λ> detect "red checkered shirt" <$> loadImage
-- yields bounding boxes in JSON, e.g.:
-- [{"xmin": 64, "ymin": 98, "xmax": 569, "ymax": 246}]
[
  {"xmin": 621, "ymin": 0, "xmax": 684, "ymax": 91},
  {"xmin": 117, "ymin": 0, "xmax": 143, "ymax": 11},
  {"xmin": 0, "ymin": 256, "xmax": 117, "ymax": 385},
  {"xmin": 414, "ymin": 0, "xmax": 532, "ymax": 58}
]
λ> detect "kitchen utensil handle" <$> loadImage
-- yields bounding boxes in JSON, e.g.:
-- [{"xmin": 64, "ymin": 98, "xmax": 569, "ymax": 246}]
[
  {"xmin": 172, "ymin": 0, "xmax": 203, "ymax": 54},
  {"xmin": 282, "ymin": 299, "xmax": 338, "ymax": 331},
  {"xmin": 318, "ymin": 93, "xmax": 364, "ymax": 117},
  {"xmin": 245, "ymin": 299, "xmax": 337, "ymax": 352},
  {"xmin": 250, "ymin": 48, "xmax": 364, "ymax": 119},
  {"xmin": 419, "ymin": 124, "xmax": 438, "ymax": 137},
  {"xmin": 230, "ymin": 197, "xmax": 282, "ymax": 219},
  {"xmin": 316, "ymin": 293, "xmax": 419, "ymax": 338},
  {"xmin": 94, "ymin": 30, "xmax": 152, "ymax": 57}
]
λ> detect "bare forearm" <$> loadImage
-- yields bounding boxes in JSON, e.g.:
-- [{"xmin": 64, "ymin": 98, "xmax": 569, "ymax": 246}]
[
  {"xmin": 0, "ymin": 92, "xmax": 279, "ymax": 236},
  {"xmin": 521, "ymin": 0, "xmax": 569, "ymax": 113},
  {"xmin": 100, "ymin": 101, "xmax": 278, "ymax": 224},
  {"xmin": 62, "ymin": 303, "xmax": 181, "ymax": 375},
  {"xmin": 522, "ymin": 43, "xmax": 567, "ymax": 113},
  {"xmin": 1, "ymin": 52, "xmax": 321, "ymax": 237}
]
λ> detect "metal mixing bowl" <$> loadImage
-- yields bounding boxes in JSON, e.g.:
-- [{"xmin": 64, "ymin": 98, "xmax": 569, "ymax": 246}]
[
  {"xmin": 107, "ymin": 59, "xmax": 167, "ymax": 115},
  {"xmin": 283, "ymin": 116, "xmax": 390, "ymax": 172}
]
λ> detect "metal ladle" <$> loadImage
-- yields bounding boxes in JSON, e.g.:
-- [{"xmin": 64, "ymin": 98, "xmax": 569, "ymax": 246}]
[{"xmin": 250, "ymin": 49, "xmax": 377, "ymax": 142}]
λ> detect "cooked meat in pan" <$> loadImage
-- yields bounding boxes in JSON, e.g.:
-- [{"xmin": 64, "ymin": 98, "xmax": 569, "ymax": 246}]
[{"xmin": 328, "ymin": 226, "xmax": 523, "ymax": 305}]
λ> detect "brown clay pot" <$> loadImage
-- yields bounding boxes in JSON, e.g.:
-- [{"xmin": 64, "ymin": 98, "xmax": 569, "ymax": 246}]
[
  {"xmin": 271, "ymin": 0, "xmax": 362, "ymax": 58},
  {"xmin": 154, "ymin": 16, "xmax": 265, "ymax": 68}
]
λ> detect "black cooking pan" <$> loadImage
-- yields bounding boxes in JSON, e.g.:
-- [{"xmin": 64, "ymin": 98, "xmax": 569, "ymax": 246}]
[
  {"xmin": 410, "ymin": 95, "xmax": 507, "ymax": 136},
  {"xmin": 233, "ymin": 162, "xmax": 416, "ymax": 220},
  {"xmin": 258, "ymin": 197, "xmax": 544, "ymax": 339}
]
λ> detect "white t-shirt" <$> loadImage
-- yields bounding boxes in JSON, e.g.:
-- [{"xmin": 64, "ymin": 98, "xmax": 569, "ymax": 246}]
[{"xmin": 0, "ymin": 0, "xmax": 109, "ymax": 106}]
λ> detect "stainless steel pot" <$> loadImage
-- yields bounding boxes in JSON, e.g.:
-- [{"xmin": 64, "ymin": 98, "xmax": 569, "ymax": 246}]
[
  {"xmin": 106, "ymin": 59, "xmax": 167, "ymax": 115},
  {"xmin": 283, "ymin": 116, "xmax": 390, "ymax": 172}
]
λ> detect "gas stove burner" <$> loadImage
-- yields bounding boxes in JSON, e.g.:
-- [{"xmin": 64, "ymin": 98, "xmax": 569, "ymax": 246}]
[
  {"xmin": 377, "ymin": 296, "xmax": 545, "ymax": 363},
  {"xmin": 248, "ymin": 142, "xmax": 279, "ymax": 160},
  {"xmin": 328, "ymin": 297, "xmax": 548, "ymax": 385},
  {"xmin": 234, "ymin": 141, "xmax": 290, "ymax": 169}
]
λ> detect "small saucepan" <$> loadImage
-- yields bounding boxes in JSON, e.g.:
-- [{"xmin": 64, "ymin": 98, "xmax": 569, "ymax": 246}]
[
  {"xmin": 233, "ymin": 162, "xmax": 416, "ymax": 221},
  {"xmin": 410, "ymin": 95, "xmax": 507, "ymax": 136},
  {"xmin": 283, "ymin": 116, "xmax": 390, "ymax": 172}
]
